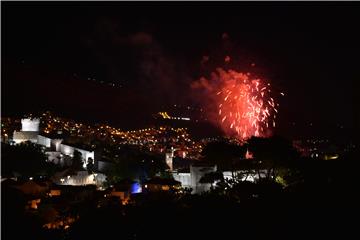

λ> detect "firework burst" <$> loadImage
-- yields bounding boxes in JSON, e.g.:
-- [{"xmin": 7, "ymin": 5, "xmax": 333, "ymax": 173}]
[{"xmin": 192, "ymin": 67, "xmax": 280, "ymax": 140}]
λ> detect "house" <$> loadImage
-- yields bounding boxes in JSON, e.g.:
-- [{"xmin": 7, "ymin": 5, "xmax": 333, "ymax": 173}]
[
  {"xmin": 106, "ymin": 179, "xmax": 142, "ymax": 204},
  {"xmin": 143, "ymin": 177, "xmax": 181, "ymax": 192},
  {"xmin": 48, "ymin": 184, "xmax": 62, "ymax": 197},
  {"xmin": 13, "ymin": 180, "xmax": 49, "ymax": 195},
  {"xmin": 2, "ymin": 179, "xmax": 47, "ymax": 210},
  {"xmin": 26, "ymin": 197, "xmax": 41, "ymax": 210},
  {"xmin": 52, "ymin": 169, "xmax": 106, "ymax": 187}
]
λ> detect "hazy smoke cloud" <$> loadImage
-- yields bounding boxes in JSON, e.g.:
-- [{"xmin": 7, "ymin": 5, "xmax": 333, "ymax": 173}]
[{"xmin": 86, "ymin": 19, "xmax": 191, "ymax": 112}]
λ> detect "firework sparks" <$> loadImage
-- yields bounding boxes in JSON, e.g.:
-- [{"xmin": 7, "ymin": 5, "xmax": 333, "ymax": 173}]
[{"xmin": 193, "ymin": 68, "xmax": 279, "ymax": 139}]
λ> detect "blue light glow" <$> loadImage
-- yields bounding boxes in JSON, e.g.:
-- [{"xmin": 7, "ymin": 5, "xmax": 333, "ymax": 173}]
[{"xmin": 131, "ymin": 182, "xmax": 142, "ymax": 194}]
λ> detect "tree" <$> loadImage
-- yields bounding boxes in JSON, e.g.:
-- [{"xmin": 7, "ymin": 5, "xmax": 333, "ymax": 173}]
[
  {"xmin": 199, "ymin": 171, "xmax": 224, "ymax": 192},
  {"xmin": 199, "ymin": 171, "xmax": 224, "ymax": 185},
  {"xmin": 71, "ymin": 150, "xmax": 84, "ymax": 171},
  {"xmin": 1, "ymin": 141, "xmax": 56, "ymax": 177},
  {"xmin": 86, "ymin": 157, "xmax": 95, "ymax": 174},
  {"xmin": 246, "ymin": 136, "xmax": 299, "ymax": 181},
  {"xmin": 201, "ymin": 140, "xmax": 247, "ymax": 171},
  {"xmin": 105, "ymin": 145, "xmax": 168, "ymax": 183}
]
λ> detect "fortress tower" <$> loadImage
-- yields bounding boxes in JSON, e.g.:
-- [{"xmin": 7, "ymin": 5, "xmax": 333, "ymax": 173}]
[{"xmin": 21, "ymin": 118, "xmax": 40, "ymax": 132}]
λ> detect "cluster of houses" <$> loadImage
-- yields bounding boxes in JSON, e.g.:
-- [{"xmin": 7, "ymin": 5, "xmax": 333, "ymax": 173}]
[
  {"xmin": 9, "ymin": 118, "xmax": 264, "ymax": 196},
  {"xmin": 2, "ymin": 118, "xmax": 272, "ymax": 232}
]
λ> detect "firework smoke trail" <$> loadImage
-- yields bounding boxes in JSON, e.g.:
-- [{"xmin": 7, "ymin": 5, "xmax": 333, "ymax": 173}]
[{"xmin": 192, "ymin": 67, "xmax": 280, "ymax": 140}]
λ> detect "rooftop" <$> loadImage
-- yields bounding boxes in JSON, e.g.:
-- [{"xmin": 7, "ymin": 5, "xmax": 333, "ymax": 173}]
[{"xmin": 144, "ymin": 177, "xmax": 181, "ymax": 186}]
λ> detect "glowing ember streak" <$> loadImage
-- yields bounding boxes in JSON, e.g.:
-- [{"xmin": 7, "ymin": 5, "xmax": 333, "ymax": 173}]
[{"xmin": 194, "ymin": 68, "xmax": 279, "ymax": 139}]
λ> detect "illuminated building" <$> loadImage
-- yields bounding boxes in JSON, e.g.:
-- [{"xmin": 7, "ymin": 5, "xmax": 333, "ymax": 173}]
[
  {"xmin": 143, "ymin": 177, "xmax": 181, "ymax": 192},
  {"xmin": 12, "ymin": 118, "xmax": 40, "ymax": 144},
  {"xmin": 107, "ymin": 180, "xmax": 142, "ymax": 204},
  {"xmin": 10, "ymin": 117, "xmax": 98, "ymax": 169},
  {"xmin": 292, "ymin": 138, "xmax": 345, "ymax": 160},
  {"xmin": 190, "ymin": 164, "xmax": 217, "ymax": 194},
  {"xmin": 37, "ymin": 132, "xmax": 94, "ymax": 168},
  {"xmin": 46, "ymin": 151, "xmax": 63, "ymax": 165},
  {"xmin": 173, "ymin": 164, "xmax": 264, "ymax": 194},
  {"xmin": 55, "ymin": 171, "xmax": 106, "ymax": 187},
  {"xmin": 37, "ymin": 134, "xmax": 51, "ymax": 147},
  {"xmin": 12, "ymin": 131, "xmax": 38, "ymax": 144},
  {"xmin": 172, "ymin": 164, "xmax": 217, "ymax": 194},
  {"xmin": 21, "ymin": 118, "xmax": 40, "ymax": 131},
  {"xmin": 172, "ymin": 170, "xmax": 191, "ymax": 188},
  {"xmin": 165, "ymin": 147, "xmax": 175, "ymax": 171},
  {"xmin": 60, "ymin": 144, "xmax": 95, "ymax": 168},
  {"xmin": 156, "ymin": 111, "xmax": 191, "ymax": 121}
]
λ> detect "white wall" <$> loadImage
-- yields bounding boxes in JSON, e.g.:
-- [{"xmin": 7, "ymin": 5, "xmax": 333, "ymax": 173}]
[
  {"xmin": 46, "ymin": 151, "xmax": 62, "ymax": 165},
  {"xmin": 172, "ymin": 172, "xmax": 191, "ymax": 188},
  {"xmin": 38, "ymin": 135, "xmax": 51, "ymax": 148},
  {"xmin": 21, "ymin": 118, "xmax": 40, "ymax": 131},
  {"xmin": 60, "ymin": 144, "xmax": 95, "ymax": 168},
  {"xmin": 12, "ymin": 131, "xmax": 38, "ymax": 144},
  {"xmin": 173, "ymin": 168, "xmax": 269, "ymax": 194},
  {"xmin": 51, "ymin": 139, "xmax": 63, "ymax": 152},
  {"xmin": 57, "ymin": 171, "xmax": 106, "ymax": 186},
  {"xmin": 190, "ymin": 165, "xmax": 217, "ymax": 194},
  {"xmin": 223, "ymin": 170, "xmax": 267, "ymax": 182},
  {"xmin": 165, "ymin": 153, "xmax": 173, "ymax": 171},
  {"xmin": 12, "ymin": 138, "xmax": 37, "ymax": 145},
  {"xmin": 60, "ymin": 144, "xmax": 74, "ymax": 156}
]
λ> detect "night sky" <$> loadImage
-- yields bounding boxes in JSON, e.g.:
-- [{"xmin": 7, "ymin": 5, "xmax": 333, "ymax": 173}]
[{"xmin": 2, "ymin": 2, "xmax": 359, "ymax": 139}]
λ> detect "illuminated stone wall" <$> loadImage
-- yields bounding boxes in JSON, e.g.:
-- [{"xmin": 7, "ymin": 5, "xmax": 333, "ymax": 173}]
[
  {"xmin": 56, "ymin": 171, "xmax": 106, "ymax": 186},
  {"xmin": 46, "ymin": 151, "xmax": 63, "ymax": 165},
  {"xmin": 60, "ymin": 144, "xmax": 95, "ymax": 168},
  {"xmin": 37, "ymin": 135, "xmax": 51, "ymax": 148},
  {"xmin": 190, "ymin": 165, "xmax": 217, "ymax": 194},
  {"xmin": 51, "ymin": 139, "xmax": 63, "ymax": 151},
  {"xmin": 172, "ymin": 172, "xmax": 191, "ymax": 188},
  {"xmin": 21, "ymin": 118, "xmax": 40, "ymax": 132},
  {"xmin": 12, "ymin": 131, "xmax": 38, "ymax": 144}
]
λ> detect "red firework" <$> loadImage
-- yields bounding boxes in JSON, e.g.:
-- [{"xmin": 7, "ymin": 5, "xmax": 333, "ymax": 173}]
[
  {"xmin": 193, "ymin": 68, "xmax": 279, "ymax": 140},
  {"xmin": 216, "ymin": 69, "xmax": 277, "ymax": 139}
]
